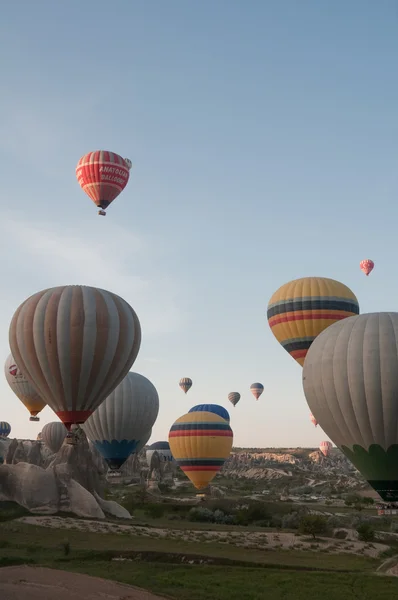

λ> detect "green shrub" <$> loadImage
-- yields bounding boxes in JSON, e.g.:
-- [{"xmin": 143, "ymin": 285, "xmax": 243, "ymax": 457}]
[{"xmin": 144, "ymin": 504, "xmax": 166, "ymax": 519}]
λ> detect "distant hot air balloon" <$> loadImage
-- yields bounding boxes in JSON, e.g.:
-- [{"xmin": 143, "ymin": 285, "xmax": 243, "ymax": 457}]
[
  {"xmin": 179, "ymin": 378, "xmax": 192, "ymax": 394},
  {"xmin": 9, "ymin": 285, "xmax": 141, "ymax": 431},
  {"xmin": 41, "ymin": 422, "xmax": 67, "ymax": 454},
  {"xmin": 189, "ymin": 404, "xmax": 230, "ymax": 423},
  {"xmin": 319, "ymin": 441, "xmax": 332, "ymax": 457},
  {"xmin": 146, "ymin": 441, "xmax": 173, "ymax": 466},
  {"xmin": 0, "ymin": 422, "xmax": 11, "ymax": 438},
  {"xmin": 267, "ymin": 277, "xmax": 359, "ymax": 366},
  {"xmin": 83, "ymin": 372, "xmax": 159, "ymax": 470},
  {"xmin": 303, "ymin": 312, "xmax": 398, "ymax": 502},
  {"xmin": 169, "ymin": 411, "xmax": 233, "ymax": 490},
  {"xmin": 4, "ymin": 354, "xmax": 46, "ymax": 421},
  {"xmin": 76, "ymin": 150, "xmax": 132, "ymax": 216},
  {"xmin": 250, "ymin": 383, "xmax": 264, "ymax": 400},
  {"xmin": 310, "ymin": 413, "xmax": 318, "ymax": 427},
  {"xmin": 360, "ymin": 259, "xmax": 374, "ymax": 276},
  {"xmin": 228, "ymin": 392, "xmax": 240, "ymax": 407}
]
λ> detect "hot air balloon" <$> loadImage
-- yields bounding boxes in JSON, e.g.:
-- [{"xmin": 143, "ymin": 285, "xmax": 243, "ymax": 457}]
[
  {"xmin": 189, "ymin": 404, "xmax": 230, "ymax": 423},
  {"xmin": 76, "ymin": 150, "xmax": 132, "ymax": 216},
  {"xmin": 310, "ymin": 413, "xmax": 318, "ymax": 427},
  {"xmin": 9, "ymin": 285, "xmax": 141, "ymax": 432},
  {"xmin": 135, "ymin": 429, "xmax": 152, "ymax": 454},
  {"xmin": 319, "ymin": 441, "xmax": 332, "ymax": 457},
  {"xmin": 169, "ymin": 411, "xmax": 233, "ymax": 490},
  {"xmin": 250, "ymin": 383, "xmax": 264, "ymax": 400},
  {"xmin": 41, "ymin": 421, "xmax": 67, "ymax": 454},
  {"xmin": 83, "ymin": 372, "xmax": 159, "ymax": 470},
  {"xmin": 0, "ymin": 422, "xmax": 11, "ymax": 438},
  {"xmin": 267, "ymin": 277, "xmax": 359, "ymax": 366},
  {"xmin": 4, "ymin": 354, "xmax": 46, "ymax": 421},
  {"xmin": 179, "ymin": 378, "xmax": 192, "ymax": 394},
  {"xmin": 360, "ymin": 259, "xmax": 374, "ymax": 276},
  {"xmin": 303, "ymin": 312, "xmax": 398, "ymax": 502},
  {"xmin": 146, "ymin": 441, "xmax": 173, "ymax": 466},
  {"xmin": 228, "ymin": 392, "xmax": 240, "ymax": 407}
]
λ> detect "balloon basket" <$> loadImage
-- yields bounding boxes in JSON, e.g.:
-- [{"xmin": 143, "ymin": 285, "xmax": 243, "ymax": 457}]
[
  {"xmin": 29, "ymin": 416, "xmax": 39, "ymax": 422},
  {"xmin": 98, "ymin": 210, "xmax": 106, "ymax": 216}
]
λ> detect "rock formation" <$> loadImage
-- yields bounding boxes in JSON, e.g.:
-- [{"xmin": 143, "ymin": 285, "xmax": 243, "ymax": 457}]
[
  {"xmin": 0, "ymin": 431, "xmax": 131, "ymax": 520},
  {"xmin": 26, "ymin": 442, "xmax": 43, "ymax": 468},
  {"xmin": 0, "ymin": 462, "xmax": 105, "ymax": 518},
  {"xmin": 47, "ymin": 430, "xmax": 105, "ymax": 497}
]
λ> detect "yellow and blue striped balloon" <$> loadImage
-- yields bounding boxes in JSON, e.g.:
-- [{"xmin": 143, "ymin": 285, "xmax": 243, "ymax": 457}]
[
  {"xmin": 169, "ymin": 411, "xmax": 233, "ymax": 490},
  {"xmin": 267, "ymin": 277, "xmax": 359, "ymax": 366},
  {"xmin": 0, "ymin": 422, "xmax": 11, "ymax": 438}
]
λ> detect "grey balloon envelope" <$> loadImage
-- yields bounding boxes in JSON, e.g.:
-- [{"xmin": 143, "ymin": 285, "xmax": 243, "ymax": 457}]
[{"xmin": 303, "ymin": 312, "xmax": 398, "ymax": 502}]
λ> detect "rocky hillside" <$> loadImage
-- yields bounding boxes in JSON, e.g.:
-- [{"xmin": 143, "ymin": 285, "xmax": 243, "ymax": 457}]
[{"xmin": 220, "ymin": 447, "xmax": 368, "ymax": 495}]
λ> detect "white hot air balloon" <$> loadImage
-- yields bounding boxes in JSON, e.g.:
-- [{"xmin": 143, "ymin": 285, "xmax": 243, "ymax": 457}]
[
  {"xmin": 303, "ymin": 312, "xmax": 398, "ymax": 502},
  {"xmin": 41, "ymin": 421, "xmax": 67, "ymax": 454},
  {"xmin": 4, "ymin": 353, "xmax": 46, "ymax": 421},
  {"xmin": 83, "ymin": 372, "xmax": 159, "ymax": 470}
]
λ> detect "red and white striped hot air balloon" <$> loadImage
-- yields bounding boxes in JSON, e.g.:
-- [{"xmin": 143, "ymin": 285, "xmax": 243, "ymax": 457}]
[
  {"xmin": 310, "ymin": 413, "xmax": 318, "ymax": 427},
  {"xmin": 76, "ymin": 150, "xmax": 132, "ymax": 216},
  {"xmin": 9, "ymin": 285, "xmax": 141, "ymax": 431},
  {"xmin": 360, "ymin": 259, "xmax": 374, "ymax": 276},
  {"xmin": 319, "ymin": 441, "xmax": 332, "ymax": 457}
]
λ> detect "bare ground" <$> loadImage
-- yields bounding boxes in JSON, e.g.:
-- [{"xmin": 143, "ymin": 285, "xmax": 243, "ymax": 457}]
[
  {"xmin": 17, "ymin": 515, "xmax": 389, "ymax": 558},
  {"xmin": 0, "ymin": 565, "xmax": 167, "ymax": 600}
]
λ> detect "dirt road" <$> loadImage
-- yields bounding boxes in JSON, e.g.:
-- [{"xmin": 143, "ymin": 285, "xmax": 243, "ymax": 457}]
[{"xmin": 0, "ymin": 565, "xmax": 167, "ymax": 600}]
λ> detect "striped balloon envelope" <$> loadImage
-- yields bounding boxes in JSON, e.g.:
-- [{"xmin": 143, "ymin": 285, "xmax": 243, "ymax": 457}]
[
  {"xmin": 168, "ymin": 411, "xmax": 233, "ymax": 490},
  {"xmin": 0, "ymin": 422, "xmax": 11, "ymax": 438},
  {"xmin": 267, "ymin": 277, "xmax": 359, "ymax": 367}
]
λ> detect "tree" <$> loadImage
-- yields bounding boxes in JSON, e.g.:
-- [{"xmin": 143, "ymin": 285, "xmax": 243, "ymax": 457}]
[
  {"xmin": 356, "ymin": 522, "xmax": 375, "ymax": 542},
  {"xmin": 299, "ymin": 515, "xmax": 328, "ymax": 539},
  {"xmin": 361, "ymin": 496, "xmax": 374, "ymax": 506}
]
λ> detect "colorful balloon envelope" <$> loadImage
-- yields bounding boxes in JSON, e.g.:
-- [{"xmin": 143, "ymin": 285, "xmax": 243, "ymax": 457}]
[
  {"xmin": 189, "ymin": 404, "xmax": 230, "ymax": 423},
  {"xmin": 360, "ymin": 259, "xmax": 374, "ymax": 276},
  {"xmin": 41, "ymin": 421, "xmax": 67, "ymax": 454},
  {"xmin": 267, "ymin": 277, "xmax": 359, "ymax": 366},
  {"xmin": 169, "ymin": 411, "xmax": 233, "ymax": 490},
  {"xmin": 179, "ymin": 377, "xmax": 192, "ymax": 394},
  {"xmin": 310, "ymin": 413, "xmax": 318, "ymax": 427},
  {"xmin": 83, "ymin": 372, "xmax": 159, "ymax": 470},
  {"xmin": 0, "ymin": 422, "xmax": 11, "ymax": 438},
  {"xmin": 9, "ymin": 285, "xmax": 141, "ymax": 430},
  {"xmin": 250, "ymin": 383, "xmax": 264, "ymax": 400},
  {"xmin": 4, "ymin": 354, "xmax": 46, "ymax": 421},
  {"xmin": 146, "ymin": 441, "xmax": 174, "ymax": 466},
  {"xmin": 228, "ymin": 392, "xmax": 240, "ymax": 407},
  {"xmin": 303, "ymin": 312, "xmax": 398, "ymax": 502},
  {"xmin": 319, "ymin": 441, "xmax": 332, "ymax": 457},
  {"xmin": 76, "ymin": 150, "xmax": 132, "ymax": 215}
]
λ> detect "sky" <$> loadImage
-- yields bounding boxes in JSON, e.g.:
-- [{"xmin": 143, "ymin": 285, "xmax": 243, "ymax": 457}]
[{"xmin": 0, "ymin": 0, "xmax": 397, "ymax": 447}]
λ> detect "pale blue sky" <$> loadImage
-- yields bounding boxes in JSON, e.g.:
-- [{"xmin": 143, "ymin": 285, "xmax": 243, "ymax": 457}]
[{"xmin": 0, "ymin": 1, "xmax": 397, "ymax": 446}]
